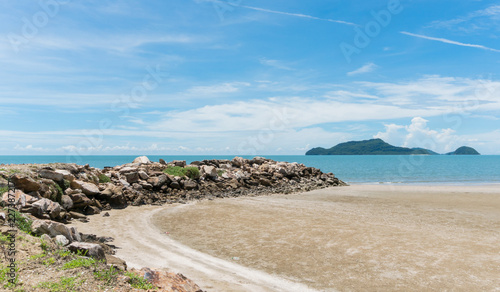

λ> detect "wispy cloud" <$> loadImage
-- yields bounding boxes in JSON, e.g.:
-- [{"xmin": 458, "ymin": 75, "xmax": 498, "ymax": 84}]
[
  {"xmin": 347, "ymin": 63, "xmax": 377, "ymax": 76},
  {"xmin": 241, "ymin": 5, "xmax": 357, "ymax": 26},
  {"xmin": 401, "ymin": 31, "xmax": 500, "ymax": 53},
  {"xmin": 428, "ymin": 4, "xmax": 500, "ymax": 30},
  {"xmin": 259, "ymin": 58, "xmax": 293, "ymax": 70}
]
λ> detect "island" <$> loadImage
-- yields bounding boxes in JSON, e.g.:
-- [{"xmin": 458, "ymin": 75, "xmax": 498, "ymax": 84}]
[{"xmin": 306, "ymin": 138, "xmax": 480, "ymax": 155}]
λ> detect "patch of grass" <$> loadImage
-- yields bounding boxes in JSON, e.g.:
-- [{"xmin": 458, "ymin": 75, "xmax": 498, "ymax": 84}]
[
  {"xmin": 94, "ymin": 266, "xmax": 119, "ymax": 285},
  {"xmin": 217, "ymin": 169, "xmax": 226, "ymax": 176},
  {"xmin": 52, "ymin": 184, "xmax": 63, "ymax": 203},
  {"xmin": 42, "ymin": 257, "xmax": 56, "ymax": 266},
  {"xmin": 9, "ymin": 209, "xmax": 32, "ymax": 234},
  {"xmin": 63, "ymin": 179, "xmax": 71, "ymax": 190},
  {"xmin": 98, "ymin": 174, "xmax": 111, "ymax": 183},
  {"xmin": 37, "ymin": 276, "xmax": 79, "ymax": 292},
  {"xmin": 61, "ymin": 257, "xmax": 96, "ymax": 270},
  {"xmin": 0, "ymin": 264, "xmax": 19, "ymax": 288},
  {"xmin": 56, "ymin": 249, "xmax": 72, "ymax": 258},
  {"xmin": 29, "ymin": 253, "xmax": 46, "ymax": 261},
  {"xmin": 0, "ymin": 186, "xmax": 8, "ymax": 195},
  {"xmin": 125, "ymin": 271, "xmax": 155, "ymax": 290},
  {"xmin": 163, "ymin": 166, "xmax": 200, "ymax": 180}
]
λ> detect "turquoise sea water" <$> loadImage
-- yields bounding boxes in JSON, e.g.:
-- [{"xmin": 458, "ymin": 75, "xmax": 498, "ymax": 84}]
[{"xmin": 1, "ymin": 155, "xmax": 499, "ymax": 185}]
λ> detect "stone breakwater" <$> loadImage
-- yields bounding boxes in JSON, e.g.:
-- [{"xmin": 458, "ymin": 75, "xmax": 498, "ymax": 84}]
[{"xmin": 2, "ymin": 156, "xmax": 346, "ymax": 222}]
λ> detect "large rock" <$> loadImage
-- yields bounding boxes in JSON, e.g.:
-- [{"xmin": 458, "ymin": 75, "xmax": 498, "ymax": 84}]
[
  {"xmin": 32, "ymin": 219, "xmax": 80, "ymax": 242},
  {"xmin": 55, "ymin": 235, "xmax": 69, "ymax": 246},
  {"xmin": 123, "ymin": 172, "xmax": 139, "ymax": 184},
  {"xmin": 68, "ymin": 242, "xmax": 105, "ymax": 260},
  {"xmin": 55, "ymin": 170, "xmax": 75, "ymax": 181},
  {"xmin": 68, "ymin": 192, "xmax": 92, "ymax": 208},
  {"xmin": 70, "ymin": 180, "xmax": 100, "ymax": 196},
  {"xmin": 135, "ymin": 268, "xmax": 203, "ymax": 292},
  {"xmin": 32, "ymin": 198, "xmax": 62, "ymax": 219},
  {"xmin": 132, "ymin": 156, "xmax": 150, "ymax": 164},
  {"xmin": 60, "ymin": 195, "xmax": 73, "ymax": 210},
  {"xmin": 39, "ymin": 169, "xmax": 64, "ymax": 182},
  {"xmin": 172, "ymin": 160, "xmax": 186, "ymax": 167},
  {"xmin": 183, "ymin": 179, "xmax": 198, "ymax": 190},
  {"xmin": 2, "ymin": 190, "xmax": 35, "ymax": 209},
  {"xmin": 11, "ymin": 175, "xmax": 41, "ymax": 192},
  {"xmin": 200, "ymin": 165, "xmax": 217, "ymax": 179},
  {"xmin": 149, "ymin": 174, "xmax": 170, "ymax": 188}
]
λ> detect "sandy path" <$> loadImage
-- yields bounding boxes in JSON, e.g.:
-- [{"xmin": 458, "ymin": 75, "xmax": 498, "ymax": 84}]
[
  {"xmin": 71, "ymin": 184, "xmax": 500, "ymax": 291},
  {"xmin": 70, "ymin": 204, "xmax": 318, "ymax": 292}
]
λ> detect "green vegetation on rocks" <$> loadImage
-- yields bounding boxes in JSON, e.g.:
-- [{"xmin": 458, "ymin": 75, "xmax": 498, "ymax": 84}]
[{"xmin": 163, "ymin": 166, "xmax": 200, "ymax": 180}]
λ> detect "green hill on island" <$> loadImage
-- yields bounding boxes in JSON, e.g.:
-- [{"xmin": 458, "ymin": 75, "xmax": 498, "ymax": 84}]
[{"xmin": 305, "ymin": 139, "xmax": 479, "ymax": 155}]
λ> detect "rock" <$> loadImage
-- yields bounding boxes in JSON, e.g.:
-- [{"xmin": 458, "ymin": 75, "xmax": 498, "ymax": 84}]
[
  {"xmin": 259, "ymin": 178, "xmax": 272, "ymax": 187},
  {"xmin": 68, "ymin": 242, "xmax": 105, "ymax": 260},
  {"xmin": 55, "ymin": 235, "xmax": 69, "ymax": 246},
  {"xmin": 55, "ymin": 170, "xmax": 75, "ymax": 181},
  {"xmin": 39, "ymin": 169, "xmax": 64, "ymax": 182},
  {"xmin": 61, "ymin": 195, "xmax": 73, "ymax": 210},
  {"xmin": 32, "ymin": 198, "xmax": 62, "ymax": 219},
  {"xmin": 183, "ymin": 179, "xmax": 198, "ymax": 190},
  {"xmin": 200, "ymin": 165, "xmax": 217, "ymax": 179},
  {"xmin": 69, "ymin": 192, "xmax": 92, "ymax": 208},
  {"xmin": 84, "ymin": 206, "xmax": 101, "ymax": 215},
  {"xmin": 2, "ymin": 190, "xmax": 34, "ymax": 209},
  {"xmin": 70, "ymin": 180, "xmax": 100, "ymax": 196},
  {"xmin": 124, "ymin": 172, "xmax": 139, "ymax": 184},
  {"xmin": 109, "ymin": 194, "xmax": 127, "ymax": 209},
  {"xmin": 138, "ymin": 170, "xmax": 149, "ymax": 180},
  {"xmin": 102, "ymin": 212, "xmax": 110, "ymax": 217},
  {"xmin": 150, "ymin": 174, "xmax": 169, "ymax": 188},
  {"xmin": 11, "ymin": 175, "xmax": 41, "ymax": 192},
  {"xmin": 159, "ymin": 158, "xmax": 167, "ymax": 165},
  {"xmin": 32, "ymin": 219, "xmax": 79, "ymax": 242},
  {"xmin": 106, "ymin": 255, "xmax": 127, "ymax": 271},
  {"xmin": 69, "ymin": 211, "xmax": 87, "ymax": 219},
  {"xmin": 231, "ymin": 157, "xmax": 246, "ymax": 168},
  {"xmin": 172, "ymin": 160, "xmax": 186, "ymax": 167},
  {"xmin": 132, "ymin": 156, "xmax": 150, "ymax": 164},
  {"xmin": 134, "ymin": 268, "xmax": 203, "ymax": 292}
]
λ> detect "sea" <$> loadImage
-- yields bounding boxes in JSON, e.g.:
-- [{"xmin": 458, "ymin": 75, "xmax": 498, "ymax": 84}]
[{"xmin": 1, "ymin": 155, "xmax": 500, "ymax": 185}]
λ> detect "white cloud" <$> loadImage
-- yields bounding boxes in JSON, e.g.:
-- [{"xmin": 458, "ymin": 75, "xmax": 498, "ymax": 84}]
[
  {"xmin": 401, "ymin": 31, "xmax": 500, "ymax": 53},
  {"xmin": 374, "ymin": 117, "xmax": 462, "ymax": 153},
  {"xmin": 347, "ymin": 63, "xmax": 377, "ymax": 76},
  {"xmin": 428, "ymin": 4, "xmax": 500, "ymax": 31},
  {"xmin": 259, "ymin": 58, "xmax": 293, "ymax": 70}
]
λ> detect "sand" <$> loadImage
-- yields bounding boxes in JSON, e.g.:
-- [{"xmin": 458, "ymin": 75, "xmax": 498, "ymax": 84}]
[{"xmin": 71, "ymin": 185, "xmax": 500, "ymax": 291}]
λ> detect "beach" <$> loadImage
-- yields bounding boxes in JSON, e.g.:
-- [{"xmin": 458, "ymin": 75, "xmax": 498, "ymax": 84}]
[{"xmin": 70, "ymin": 184, "xmax": 500, "ymax": 291}]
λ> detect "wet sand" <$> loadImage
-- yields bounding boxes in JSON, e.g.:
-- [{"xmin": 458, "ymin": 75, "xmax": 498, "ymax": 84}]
[
  {"xmin": 154, "ymin": 185, "xmax": 500, "ymax": 291},
  {"xmin": 72, "ymin": 185, "xmax": 500, "ymax": 291}
]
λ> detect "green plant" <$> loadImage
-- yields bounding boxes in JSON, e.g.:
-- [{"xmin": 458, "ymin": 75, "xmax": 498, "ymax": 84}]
[
  {"xmin": 61, "ymin": 257, "xmax": 96, "ymax": 270},
  {"xmin": 163, "ymin": 166, "xmax": 200, "ymax": 180},
  {"xmin": 217, "ymin": 169, "xmax": 226, "ymax": 176},
  {"xmin": 52, "ymin": 184, "xmax": 63, "ymax": 203},
  {"xmin": 63, "ymin": 179, "xmax": 71, "ymax": 190},
  {"xmin": 125, "ymin": 271, "xmax": 155, "ymax": 290},
  {"xmin": 29, "ymin": 253, "xmax": 46, "ymax": 261},
  {"xmin": 0, "ymin": 187, "xmax": 8, "ymax": 195},
  {"xmin": 94, "ymin": 266, "xmax": 118, "ymax": 285},
  {"xmin": 42, "ymin": 257, "xmax": 56, "ymax": 266},
  {"xmin": 9, "ymin": 210, "xmax": 32, "ymax": 234},
  {"xmin": 56, "ymin": 249, "xmax": 72, "ymax": 258},
  {"xmin": 37, "ymin": 276, "xmax": 79, "ymax": 292},
  {"xmin": 0, "ymin": 264, "xmax": 19, "ymax": 288},
  {"xmin": 98, "ymin": 174, "xmax": 111, "ymax": 183}
]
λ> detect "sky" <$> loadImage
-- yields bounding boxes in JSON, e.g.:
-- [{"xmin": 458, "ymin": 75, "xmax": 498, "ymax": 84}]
[{"xmin": 0, "ymin": 0, "xmax": 499, "ymax": 155}]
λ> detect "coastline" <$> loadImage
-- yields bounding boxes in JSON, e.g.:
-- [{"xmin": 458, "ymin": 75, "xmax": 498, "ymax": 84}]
[{"xmin": 70, "ymin": 184, "xmax": 500, "ymax": 291}]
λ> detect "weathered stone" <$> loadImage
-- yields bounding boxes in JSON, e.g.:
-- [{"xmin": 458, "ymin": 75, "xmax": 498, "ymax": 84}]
[
  {"xmin": 134, "ymin": 268, "xmax": 203, "ymax": 292},
  {"xmin": 183, "ymin": 179, "xmax": 198, "ymax": 190},
  {"xmin": 109, "ymin": 194, "xmax": 127, "ymax": 208},
  {"xmin": 84, "ymin": 205, "xmax": 101, "ymax": 215},
  {"xmin": 11, "ymin": 175, "xmax": 41, "ymax": 192},
  {"xmin": 69, "ymin": 211, "xmax": 87, "ymax": 219},
  {"xmin": 119, "ymin": 166, "xmax": 137, "ymax": 173},
  {"xmin": 106, "ymin": 254, "xmax": 127, "ymax": 271},
  {"xmin": 2, "ymin": 190, "xmax": 34, "ymax": 209},
  {"xmin": 172, "ymin": 160, "xmax": 186, "ymax": 167},
  {"xmin": 132, "ymin": 156, "xmax": 150, "ymax": 164},
  {"xmin": 55, "ymin": 234, "xmax": 69, "ymax": 246},
  {"xmin": 39, "ymin": 169, "xmax": 64, "ymax": 182},
  {"xmin": 68, "ymin": 242, "xmax": 105, "ymax": 260},
  {"xmin": 124, "ymin": 172, "xmax": 139, "ymax": 184},
  {"xmin": 159, "ymin": 158, "xmax": 167, "ymax": 165},
  {"xmin": 150, "ymin": 174, "xmax": 169, "ymax": 188},
  {"xmin": 61, "ymin": 195, "xmax": 73, "ymax": 210},
  {"xmin": 200, "ymin": 165, "xmax": 217, "ymax": 178},
  {"xmin": 55, "ymin": 169, "xmax": 75, "ymax": 181},
  {"xmin": 259, "ymin": 178, "xmax": 272, "ymax": 187},
  {"xmin": 32, "ymin": 219, "xmax": 79, "ymax": 242},
  {"xmin": 69, "ymin": 192, "xmax": 92, "ymax": 208},
  {"xmin": 138, "ymin": 170, "xmax": 149, "ymax": 180},
  {"xmin": 231, "ymin": 157, "xmax": 246, "ymax": 168},
  {"xmin": 71, "ymin": 180, "xmax": 100, "ymax": 196},
  {"xmin": 32, "ymin": 198, "xmax": 62, "ymax": 219}
]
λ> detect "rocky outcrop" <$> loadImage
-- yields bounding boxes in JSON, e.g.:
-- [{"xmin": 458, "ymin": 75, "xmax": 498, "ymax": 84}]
[
  {"xmin": 68, "ymin": 242, "xmax": 105, "ymax": 260},
  {"xmin": 134, "ymin": 268, "xmax": 203, "ymax": 292},
  {"xmin": 1, "ymin": 157, "xmax": 345, "ymax": 224}
]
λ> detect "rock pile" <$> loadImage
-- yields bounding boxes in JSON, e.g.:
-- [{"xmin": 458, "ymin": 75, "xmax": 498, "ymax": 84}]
[{"xmin": 1, "ymin": 156, "xmax": 345, "ymax": 222}]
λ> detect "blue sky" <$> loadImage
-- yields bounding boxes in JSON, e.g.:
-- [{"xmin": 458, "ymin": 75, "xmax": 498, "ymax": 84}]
[{"xmin": 1, "ymin": 0, "xmax": 499, "ymax": 155}]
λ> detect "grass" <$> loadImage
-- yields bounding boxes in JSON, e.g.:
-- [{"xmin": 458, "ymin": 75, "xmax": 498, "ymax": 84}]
[
  {"xmin": 0, "ymin": 186, "xmax": 8, "ymax": 195},
  {"xmin": 42, "ymin": 257, "xmax": 56, "ymax": 266},
  {"xmin": 217, "ymin": 169, "xmax": 226, "ymax": 176},
  {"xmin": 61, "ymin": 257, "xmax": 96, "ymax": 270},
  {"xmin": 93, "ymin": 266, "xmax": 119, "ymax": 285},
  {"xmin": 125, "ymin": 271, "xmax": 155, "ymax": 290},
  {"xmin": 37, "ymin": 276, "xmax": 80, "ymax": 292},
  {"xmin": 0, "ymin": 264, "xmax": 19, "ymax": 289},
  {"xmin": 163, "ymin": 166, "xmax": 200, "ymax": 180},
  {"xmin": 98, "ymin": 174, "xmax": 111, "ymax": 183},
  {"xmin": 8, "ymin": 209, "xmax": 33, "ymax": 235}
]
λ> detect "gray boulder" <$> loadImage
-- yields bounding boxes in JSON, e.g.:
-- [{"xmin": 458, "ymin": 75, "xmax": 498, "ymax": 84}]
[
  {"xmin": 68, "ymin": 242, "xmax": 105, "ymax": 260},
  {"xmin": 39, "ymin": 169, "xmax": 64, "ymax": 182}
]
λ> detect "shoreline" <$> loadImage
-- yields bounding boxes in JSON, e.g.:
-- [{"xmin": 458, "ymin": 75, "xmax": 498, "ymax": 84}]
[{"xmin": 70, "ymin": 184, "xmax": 500, "ymax": 291}]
